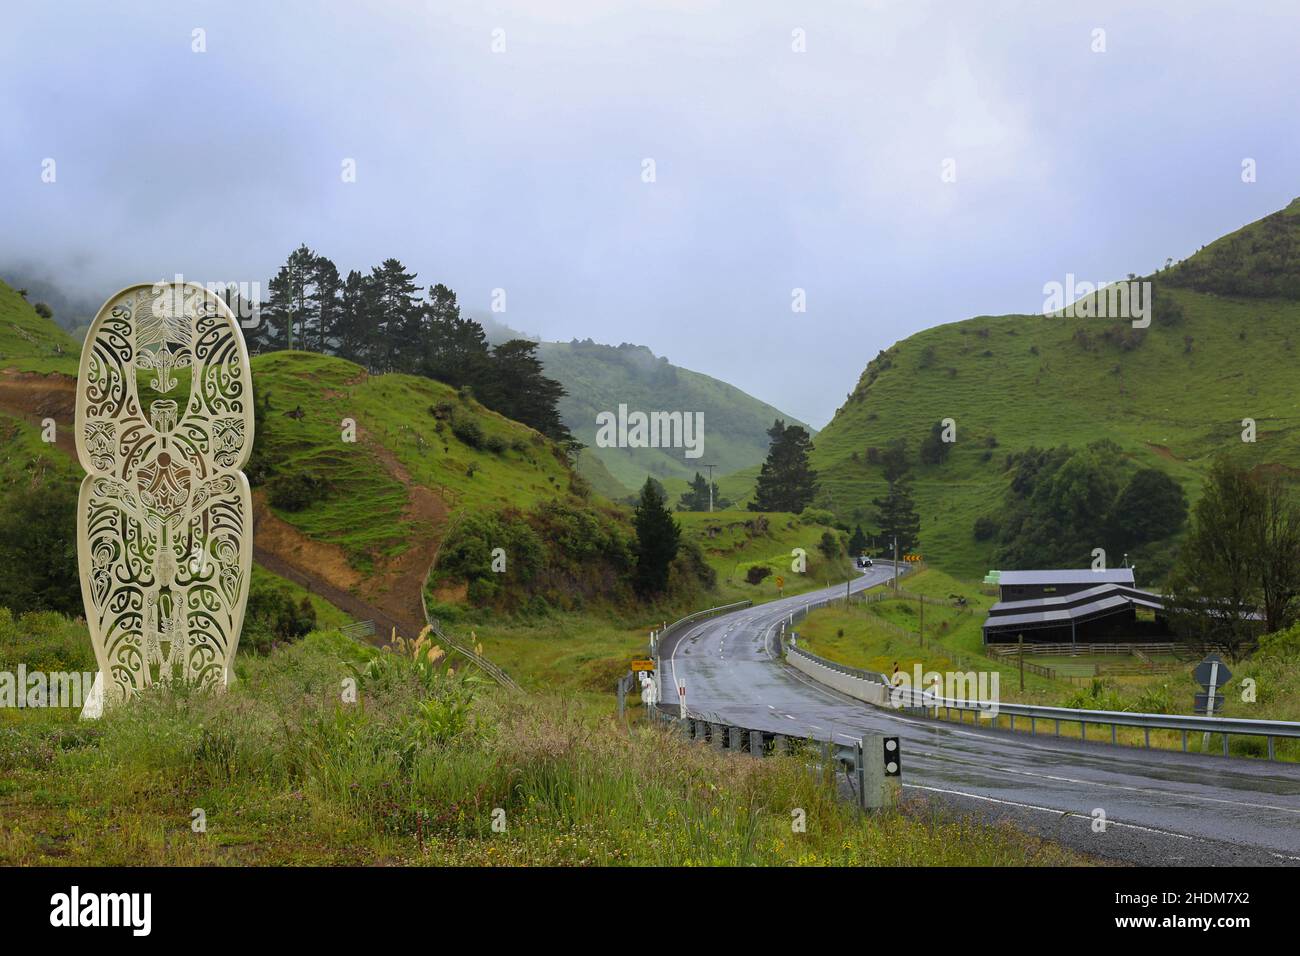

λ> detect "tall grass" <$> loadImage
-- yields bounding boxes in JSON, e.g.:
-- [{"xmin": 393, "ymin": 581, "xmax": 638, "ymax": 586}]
[{"xmin": 0, "ymin": 628, "xmax": 1083, "ymax": 866}]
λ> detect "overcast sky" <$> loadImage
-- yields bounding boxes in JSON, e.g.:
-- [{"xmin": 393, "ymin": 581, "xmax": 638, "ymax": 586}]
[{"xmin": 2, "ymin": 1, "xmax": 1298, "ymax": 426}]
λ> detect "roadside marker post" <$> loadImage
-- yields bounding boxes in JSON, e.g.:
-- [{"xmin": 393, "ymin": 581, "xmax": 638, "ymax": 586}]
[
  {"xmin": 854, "ymin": 733, "xmax": 902, "ymax": 811},
  {"xmin": 677, "ymin": 683, "xmax": 686, "ymax": 719}
]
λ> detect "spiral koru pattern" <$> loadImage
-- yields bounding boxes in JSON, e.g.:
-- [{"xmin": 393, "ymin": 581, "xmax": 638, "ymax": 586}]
[{"xmin": 75, "ymin": 283, "xmax": 255, "ymax": 705}]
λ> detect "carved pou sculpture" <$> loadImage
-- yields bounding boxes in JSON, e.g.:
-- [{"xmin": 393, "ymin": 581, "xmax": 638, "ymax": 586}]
[{"xmin": 75, "ymin": 282, "xmax": 254, "ymax": 712}]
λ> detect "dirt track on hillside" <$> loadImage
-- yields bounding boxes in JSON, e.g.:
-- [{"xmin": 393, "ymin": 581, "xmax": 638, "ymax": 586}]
[
  {"xmin": 0, "ymin": 368, "xmax": 76, "ymax": 456},
  {"xmin": 0, "ymin": 368, "xmax": 446, "ymax": 644}
]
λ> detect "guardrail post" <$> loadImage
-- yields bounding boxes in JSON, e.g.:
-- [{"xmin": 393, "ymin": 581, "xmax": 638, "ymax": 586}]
[
  {"xmin": 692, "ymin": 719, "xmax": 705, "ymax": 742},
  {"xmin": 773, "ymin": 734, "xmax": 787, "ymax": 755},
  {"xmin": 749, "ymin": 730, "xmax": 763, "ymax": 757},
  {"xmin": 728, "ymin": 726, "xmax": 742, "ymax": 751},
  {"xmin": 1268, "ymin": 736, "xmax": 1276, "ymax": 761},
  {"xmin": 710, "ymin": 723, "xmax": 724, "ymax": 750}
]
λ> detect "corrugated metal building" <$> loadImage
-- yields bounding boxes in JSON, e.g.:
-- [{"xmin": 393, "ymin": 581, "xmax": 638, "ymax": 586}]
[{"xmin": 982, "ymin": 569, "xmax": 1169, "ymax": 645}]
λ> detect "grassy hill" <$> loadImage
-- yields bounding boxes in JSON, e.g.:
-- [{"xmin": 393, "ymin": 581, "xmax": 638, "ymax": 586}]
[
  {"xmin": 811, "ymin": 199, "xmax": 1300, "ymax": 579},
  {"xmin": 252, "ymin": 351, "xmax": 576, "ymax": 564},
  {"xmin": 538, "ymin": 340, "xmax": 811, "ymax": 496},
  {"xmin": 0, "ymin": 281, "xmax": 78, "ymax": 375}
]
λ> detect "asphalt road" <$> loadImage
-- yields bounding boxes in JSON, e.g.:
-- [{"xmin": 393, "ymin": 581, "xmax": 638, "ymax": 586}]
[{"xmin": 661, "ymin": 567, "xmax": 1300, "ymax": 865}]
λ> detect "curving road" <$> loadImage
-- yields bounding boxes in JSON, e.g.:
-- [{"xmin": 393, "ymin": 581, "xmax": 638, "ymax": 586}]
[{"xmin": 661, "ymin": 567, "xmax": 1300, "ymax": 865}]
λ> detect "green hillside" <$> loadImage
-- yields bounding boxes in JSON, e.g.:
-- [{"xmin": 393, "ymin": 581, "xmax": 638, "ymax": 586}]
[
  {"xmin": 812, "ymin": 198, "xmax": 1300, "ymax": 579},
  {"xmin": 0, "ymin": 280, "xmax": 78, "ymax": 374},
  {"xmin": 538, "ymin": 340, "xmax": 811, "ymax": 495},
  {"xmin": 251, "ymin": 351, "xmax": 575, "ymax": 562}
]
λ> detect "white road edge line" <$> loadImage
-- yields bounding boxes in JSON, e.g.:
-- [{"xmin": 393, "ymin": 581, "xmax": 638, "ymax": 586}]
[{"xmin": 903, "ymin": 783, "xmax": 1196, "ymax": 840}]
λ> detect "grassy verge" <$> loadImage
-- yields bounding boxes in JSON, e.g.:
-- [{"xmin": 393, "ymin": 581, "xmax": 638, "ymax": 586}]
[
  {"xmin": 796, "ymin": 569, "xmax": 1300, "ymax": 762},
  {"xmin": 0, "ymin": 626, "xmax": 1087, "ymax": 866}
]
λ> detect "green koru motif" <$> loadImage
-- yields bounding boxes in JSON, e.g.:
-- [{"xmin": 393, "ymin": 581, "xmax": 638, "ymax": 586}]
[{"xmin": 75, "ymin": 283, "xmax": 255, "ymax": 709}]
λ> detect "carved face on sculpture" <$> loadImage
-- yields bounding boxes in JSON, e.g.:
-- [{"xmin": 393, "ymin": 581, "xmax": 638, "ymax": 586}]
[{"xmin": 75, "ymin": 283, "xmax": 255, "ymax": 704}]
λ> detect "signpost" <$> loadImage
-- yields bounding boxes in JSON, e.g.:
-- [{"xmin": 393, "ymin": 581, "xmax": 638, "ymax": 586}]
[{"xmin": 1194, "ymin": 654, "xmax": 1232, "ymax": 751}]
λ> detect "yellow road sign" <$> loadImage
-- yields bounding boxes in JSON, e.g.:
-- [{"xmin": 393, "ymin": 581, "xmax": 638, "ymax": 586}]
[
  {"xmin": 775, "ymin": 576, "xmax": 785, "ymax": 588},
  {"xmin": 631, "ymin": 658, "xmax": 656, "ymax": 672}
]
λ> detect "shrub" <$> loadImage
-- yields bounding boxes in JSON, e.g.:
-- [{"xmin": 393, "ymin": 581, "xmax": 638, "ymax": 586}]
[
  {"xmin": 817, "ymin": 529, "xmax": 841, "ymax": 559},
  {"xmin": 241, "ymin": 580, "xmax": 317, "ymax": 654},
  {"xmin": 973, "ymin": 516, "xmax": 999, "ymax": 541},
  {"xmin": 451, "ymin": 413, "xmax": 484, "ymax": 448},
  {"xmin": 267, "ymin": 471, "xmax": 328, "ymax": 512},
  {"xmin": 800, "ymin": 508, "xmax": 835, "ymax": 526},
  {"xmin": 33, "ymin": 302, "xmax": 53, "ymax": 320},
  {"xmin": 746, "ymin": 565, "xmax": 773, "ymax": 585},
  {"xmin": 484, "ymin": 434, "xmax": 508, "ymax": 455}
]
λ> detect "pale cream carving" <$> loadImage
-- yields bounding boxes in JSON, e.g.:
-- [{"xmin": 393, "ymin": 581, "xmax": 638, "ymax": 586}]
[{"xmin": 75, "ymin": 282, "xmax": 254, "ymax": 713}]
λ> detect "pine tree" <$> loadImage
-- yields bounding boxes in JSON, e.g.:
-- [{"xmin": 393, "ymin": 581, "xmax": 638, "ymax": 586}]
[
  {"xmin": 368, "ymin": 258, "xmax": 421, "ymax": 372},
  {"xmin": 848, "ymin": 524, "xmax": 868, "ymax": 555},
  {"xmin": 420, "ymin": 283, "xmax": 492, "ymax": 387},
  {"xmin": 678, "ymin": 472, "xmax": 726, "ymax": 511},
  {"xmin": 312, "ymin": 255, "xmax": 341, "ymax": 353},
  {"xmin": 873, "ymin": 439, "xmax": 921, "ymax": 553},
  {"xmin": 481, "ymin": 340, "xmax": 575, "ymax": 447},
  {"xmin": 633, "ymin": 478, "xmax": 681, "ymax": 596},
  {"xmin": 749, "ymin": 420, "xmax": 818, "ymax": 513},
  {"xmin": 262, "ymin": 244, "xmax": 319, "ymax": 352},
  {"xmin": 335, "ymin": 269, "xmax": 372, "ymax": 366}
]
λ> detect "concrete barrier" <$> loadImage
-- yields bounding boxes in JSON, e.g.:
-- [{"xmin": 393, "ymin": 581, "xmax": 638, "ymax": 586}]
[{"xmin": 787, "ymin": 646, "xmax": 892, "ymax": 707}]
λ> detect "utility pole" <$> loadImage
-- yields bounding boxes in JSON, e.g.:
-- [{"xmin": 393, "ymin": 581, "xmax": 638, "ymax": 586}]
[
  {"xmin": 892, "ymin": 535, "xmax": 899, "ymax": 593},
  {"xmin": 1018, "ymin": 633, "xmax": 1025, "ymax": 692},
  {"xmin": 919, "ymin": 594, "xmax": 924, "ymax": 647},
  {"xmin": 703, "ymin": 463, "xmax": 716, "ymax": 513}
]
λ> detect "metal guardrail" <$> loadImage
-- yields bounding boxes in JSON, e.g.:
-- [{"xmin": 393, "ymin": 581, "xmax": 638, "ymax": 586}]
[
  {"xmin": 651, "ymin": 600, "xmax": 753, "ymax": 695},
  {"xmin": 416, "ymin": 525, "xmax": 522, "ymax": 693},
  {"xmin": 652, "ymin": 600, "xmax": 753, "ymax": 651},
  {"xmin": 893, "ymin": 686, "xmax": 1300, "ymax": 761},
  {"xmin": 643, "ymin": 703, "xmax": 901, "ymax": 811},
  {"xmin": 423, "ymin": 618, "xmax": 523, "ymax": 692},
  {"xmin": 339, "ymin": 620, "xmax": 376, "ymax": 639}
]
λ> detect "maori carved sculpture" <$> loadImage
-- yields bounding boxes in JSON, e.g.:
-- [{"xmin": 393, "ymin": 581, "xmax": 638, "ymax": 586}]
[{"xmin": 75, "ymin": 283, "xmax": 254, "ymax": 708}]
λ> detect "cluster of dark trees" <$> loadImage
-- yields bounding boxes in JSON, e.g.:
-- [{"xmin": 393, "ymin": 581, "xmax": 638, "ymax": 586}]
[
  {"xmin": 1166, "ymin": 457, "xmax": 1300, "ymax": 654},
  {"xmin": 678, "ymin": 472, "xmax": 729, "ymax": 512},
  {"xmin": 1165, "ymin": 207, "xmax": 1300, "ymax": 300},
  {"xmin": 985, "ymin": 440, "xmax": 1187, "ymax": 574},
  {"xmin": 242, "ymin": 245, "xmax": 573, "ymax": 447}
]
